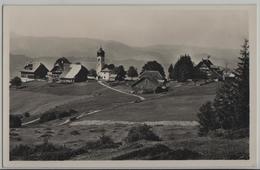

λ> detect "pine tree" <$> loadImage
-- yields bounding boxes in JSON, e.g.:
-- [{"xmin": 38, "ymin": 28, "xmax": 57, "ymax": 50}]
[
  {"xmin": 197, "ymin": 101, "xmax": 219, "ymax": 135},
  {"xmin": 213, "ymin": 39, "xmax": 249, "ymax": 129},
  {"xmin": 233, "ymin": 39, "xmax": 249, "ymax": 128},
  {"xmin": 172, "ymin": 54, "xmax": 194, "ymax": 82},
  {"xmin": 198, "ymin": 39, "xmax": 250, "ymax": 134},
  {"xmin": 168, "ymin": 64, "xmax": 174, "ymax": 80},
  {"xmin": 214, "ymin": 80, "xmax": 237, "ymax": 129}
]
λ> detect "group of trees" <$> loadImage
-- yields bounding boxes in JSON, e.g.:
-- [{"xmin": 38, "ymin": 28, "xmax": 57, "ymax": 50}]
[
  {"xmin": 197, "ymin": 39, "xmax": 249, "ymax": 135},
  {"xmin": 168, "ymin": 54, "xmax": 194, "ymax": 82},
  {"xmin": 102, "ymin": 64, "xmax": 138, "ymax": 81},
  {"xmin": 141, "ymin": 61, "xmax": 166, "ymax": 79}
]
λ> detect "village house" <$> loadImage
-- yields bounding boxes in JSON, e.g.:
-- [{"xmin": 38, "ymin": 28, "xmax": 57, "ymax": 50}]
[
  {"xmin": 59, "ymin": 63, "xmax": 89, "ymax": 83},
  {"xmin": 20, "ymin": 62, "xmax": 49, "ymax": 82},
  {"xmin": 195, "ymin": 57, "xmax": 223, "ymax": 81},
  {"xmin": 49, "ymin": 57, "xmax": 71, "ymax": 81},
  {"xmin": 48, "ymin": 57, "xmax": 89, "ymax": 83},
  {"xmin": 131, "ymin": 70, "xmax": 168, "ymax": 94},
  {"xmin": 96, "ymin": 47, "xmax": 117, "ymax": 81},
  {"xmin": 222, "ymin": 68, "xmax": 236, "ymax": 81}
]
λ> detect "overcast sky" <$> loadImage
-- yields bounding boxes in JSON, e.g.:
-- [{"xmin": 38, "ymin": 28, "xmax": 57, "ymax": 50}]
[{"xmin": 6, "ymin": 6, "xmax": 249, "ymax": 49}]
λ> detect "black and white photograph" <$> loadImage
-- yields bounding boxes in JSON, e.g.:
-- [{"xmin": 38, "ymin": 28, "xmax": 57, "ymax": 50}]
[{"xmin": 1, "ymin": 3, "xmax": 258, "ymax": 169}]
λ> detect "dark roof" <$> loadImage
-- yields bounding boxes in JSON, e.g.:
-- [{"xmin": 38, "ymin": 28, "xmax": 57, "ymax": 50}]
[
  {"xmin": 21, "ymin": 62, "xmax": 48, "ymax": 73},
  {"xmin": 51, "ymin": 57, "xmax": 71, "ymax": 72},
  {"xmin": 196, "ymin": 59, "xmax": 213, "ymax": 69},
  {"xmin": 139, "ymin": 71, "xmax": 164, "ymax": 81},
  {"xmin": 132, "ymin": 71, "xmax": 165, "ymax": 88}
]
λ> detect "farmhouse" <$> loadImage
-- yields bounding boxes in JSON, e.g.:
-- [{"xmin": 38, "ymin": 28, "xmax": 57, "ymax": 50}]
[
  {"xmin": 99, "ymin": 68, "xmax": 117, "ymax": 81},
  {"xmin": 131, "ymin": 71, "xmax": 168, "ymax": 94},
  {"xmin": 20, "ymin": 62, "xmax": 49, "ymax": 82},
  {"xmin": 49, "ymin": 57, "xmax": 71, "ymax": 81},
  {"xmin": 195, "ymin": 57, "xmax": 223, "ymax": 80},
  {"xmin": 59, "ymin": 63, "xmax": 89, "ymax": 83}
]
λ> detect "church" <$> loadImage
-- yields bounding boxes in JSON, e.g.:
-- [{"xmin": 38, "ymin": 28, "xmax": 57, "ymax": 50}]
[{"xmin": 96, "ymin": 47, "xmax": 116, "ymax": 81}]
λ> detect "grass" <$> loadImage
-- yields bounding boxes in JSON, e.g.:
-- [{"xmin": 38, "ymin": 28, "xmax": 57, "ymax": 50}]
[
  {"xmin": 10, "ymin": 122, "xmax": 249, "ymax": 160},
  {"xmin": 10, "ymin": 80, "xmax": 248, "ymax": 160},
  {"xmin": 18, "ymin": 80, "xmax": 103, "ymax": 96},
  {"xmin": 125, "ymin": 124, "xmax": 160, "ymax": 142},
  {"xmin": 112, "ymin": 144, "xmax": 202, "ymax": 160},
  {"xmin": 11, "ymin": 79, "xmax": 218, "ymax": 121}
]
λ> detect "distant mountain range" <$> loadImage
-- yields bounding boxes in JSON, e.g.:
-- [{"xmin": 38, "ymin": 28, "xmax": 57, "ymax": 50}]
[{"xmin": 10, "ymin": 35, "xmax": 240, "ymax": 78}]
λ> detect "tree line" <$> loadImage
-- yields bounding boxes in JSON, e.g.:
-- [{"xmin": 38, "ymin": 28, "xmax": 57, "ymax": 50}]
[{"xmin": 197, "ymin": 39, "xmax": 249, "ymax": 135}]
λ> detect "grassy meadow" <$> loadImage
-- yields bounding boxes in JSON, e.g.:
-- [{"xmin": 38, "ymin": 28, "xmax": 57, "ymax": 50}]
[{"xmin": 9, "ymin": 80, "xmax": 249, "ymax": 160}]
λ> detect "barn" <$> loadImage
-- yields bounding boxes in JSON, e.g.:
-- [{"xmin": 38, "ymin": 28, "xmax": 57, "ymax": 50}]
[
  {"xmin": 49, "ymin": 57, "xmax": 71, "ymax": 81},
  {"xmin": 131, "ymin": 71, "xmax": 168, "ymax": 94},
  {"xmin": 59, "ymin": 63, "xmax": 89, "ymax": 83},
  {"xmin": 20, "ymin": 62, "xmax": 49, "ymax": 82},
  {"xmin": 195, "ymin": 58, "xmax": 223, "ymax": 80}
]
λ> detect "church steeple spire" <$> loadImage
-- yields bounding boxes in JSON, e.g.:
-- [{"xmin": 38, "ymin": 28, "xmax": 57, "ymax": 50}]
[
  {"xmin": 97, "ymin": 46, "xmax": 105, "ymax": 58},
  {"xmin": 96, "ymin": 46, "xmax": 105, "ymax": 76}
]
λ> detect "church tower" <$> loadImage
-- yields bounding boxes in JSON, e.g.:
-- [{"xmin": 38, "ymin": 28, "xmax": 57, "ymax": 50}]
[{"xmin": 96, "ymin": 46, "xmax": 105, "ymax": 76}]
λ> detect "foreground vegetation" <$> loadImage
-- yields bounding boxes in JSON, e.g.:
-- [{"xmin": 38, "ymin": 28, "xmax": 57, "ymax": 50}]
[
  {"xmin": 197, "ymin": 40, "xmax": 249, "ymax": 136},
  {"xmin": 10, "ymin": 123, "xmax": 249, "ymax": 160}
]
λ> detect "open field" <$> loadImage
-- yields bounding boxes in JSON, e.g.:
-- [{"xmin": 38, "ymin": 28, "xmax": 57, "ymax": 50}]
[
  {"xmin": 10, "ymin": 80, "xmax": 218, "ymax": 122},
  {"xmin": 9, "ymin": 80, "xmax": 248, "ymax": 160}
]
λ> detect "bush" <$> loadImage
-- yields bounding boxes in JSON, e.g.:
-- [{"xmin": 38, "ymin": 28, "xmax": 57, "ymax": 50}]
[
  {"xmin": 112, "ymin": 144, "xmax": 202, "ymax": 160},
  {"xmin": 10, "ymin": 76, "xmax": 22, "ymax": 87},
  {"xmin": 82, "ymin": 135, "xmax": 120, "ymax": 150},
  {"xmin": 23, "ymin": 112, "xmax": 30, "ymax": 118},
  {"xmin": 10, "ymin": 142, "xmax": 75, "ymax": 160},
  {"xmin": 125, "ymin": 124, "xmax": 160, "ymax": 143},
  {"xmin": 39, "ymin": 111, "xmax": 57, "ymax": 123},
  {"xmin": 10, "ymin": 144, "xmax": 33, "ymax": 160},
  {"xmin": 197, "ymin": 101, "xmax": 219, "ymax": 135},
  {"xmin": 39, "ymin": 109, "xmax": 78, "ymax": 123},
  {"xmin": 10, "ymin": 115, "xmax": 22, "ymax": 128},
  {"xmin": 208, "ymin": 128, "xmax": 249, "ymax": 139},
  {"xmin": 70, "ymin": 130, "xmax": 80, "ymax": 135}
]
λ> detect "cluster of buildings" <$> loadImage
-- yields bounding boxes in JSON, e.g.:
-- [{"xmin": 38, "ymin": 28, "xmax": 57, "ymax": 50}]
[
  {"xmin": 20, "ymin": 57, "xmax": 89, "ymax": 84},
  {"xmin": 19, "ymin": 47, "xmax": 234, "ymax": 94},
  {"xmin": 195, "ymin": 57, "xmax": 235, "ymax": 81}
]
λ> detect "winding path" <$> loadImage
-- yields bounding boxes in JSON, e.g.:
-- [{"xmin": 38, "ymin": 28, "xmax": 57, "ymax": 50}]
[
  {"xmin": 23, "ymin": 81, "xmax": 144, "ymax": 127},
  {"xmin": 98, "ymin": 81, "xmax": 145, "ymax": 101},
  {"xmin": 22, "ymin": 118, "xmax": 40, "ymax": 126}
]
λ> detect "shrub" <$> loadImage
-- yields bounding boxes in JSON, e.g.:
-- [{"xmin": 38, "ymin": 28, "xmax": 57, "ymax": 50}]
[
  {"xmin": 69, "ymin": 109, "xmax": 78, "ymax": 114},
  {"xmin": 112, "ymin": 144, "xmax": 202, "ymax": 160},
  {"xmin": 57, "ymin": 111, "xmax": 71, "ymax": 119},
  {"xmin": 10, "ymin": 115, "xmax": 22, "ymax": 128},
  {"xmin": 208, "ymin": 128, "xmax": 249, "ymax": 139},
  {"xmin": 10, "ymin": 144, "xmax": 33, "ymax": 160},
  {"xmin": 83, "ymin": 135, "xmax": 120, "ymax": 150},
  {"xmin": 39, "ymin": 111, "xmax": 57, "ymax": 123},
  {"xmin": 70, "ymin": 130, "xmax": 80, "ymax": 135},
  {"xmin": 23, "ymin": 112, "xmax": 30, "ymax": 118},
  {"xmin": 34, "ymin": 143, "xmax": 60, "ymax": 153},
  {"xmin": 125, "ymin": 124, "xmax": 160, "ymax": 143},
  {"xmin": 197, "ymin": 101, "xmax": 220, "ymax": 135},
  {"xmin": 32, "ymin": 149, "xmax": 74, "ymax": 160},
  {"xmin": 10, "ymin": 76, "xmax": 22, "ymax": 87},
  {"xmin": 10, "ymin": 142, "xmax": 78, "ymax": 160},
  {"xmin": 39, "ymin": 109, "xmax": 78, "ymax": 123}
]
